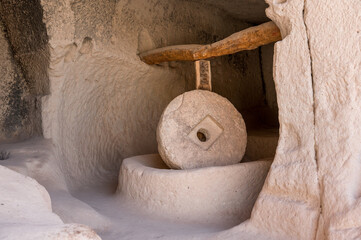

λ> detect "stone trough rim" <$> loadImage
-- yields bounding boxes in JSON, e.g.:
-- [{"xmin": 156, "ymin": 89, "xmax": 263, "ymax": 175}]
[{"xmin": 117, "ymin": 154, "xmax": 272, "ymax": 224}]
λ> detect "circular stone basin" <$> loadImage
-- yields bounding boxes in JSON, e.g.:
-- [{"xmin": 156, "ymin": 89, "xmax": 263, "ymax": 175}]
[{"xmin": 117, "ymin": 154, "xmax": 272, "ymax": 224}]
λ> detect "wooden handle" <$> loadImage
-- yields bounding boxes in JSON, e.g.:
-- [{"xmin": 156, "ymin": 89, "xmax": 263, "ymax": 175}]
[{"xmin": 139, "ymin": 21, "xmax": 281, "ymax": 65}]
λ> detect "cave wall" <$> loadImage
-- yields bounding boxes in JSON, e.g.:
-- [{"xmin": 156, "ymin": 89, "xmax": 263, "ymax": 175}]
[
  {"xmin": 216, "ymin": 1, "xmax": 361, "ymax": 239},
  {"xmin": 216, "ymin": 1, "xmax": 320, "ymax": 239},
  {"xmin": 36, "ymin": 0, "xmax": 266, "ymax": 188},
  {"xmin": 0, "ymin": 0, "xmax": 277, "ymax": 190},
  {"xmin": 250, "ymin": 1, "xmax": 320, "ymax": 238},
  {"xmin": 305, "ymin": 0, "xmax": 361, "ymax": 238},
  {"xmin": 1, "ymin": 1, "xmax": 361, "ymax": 239},
  {"xmin": 0, "ymin": 0, "xmax": 49, "ymax": 142},
  {"xmin": 256, "ymin": 43, "xmax": 278, "ymax": 127},
  {"xmin": 261, "ymin": 43, "xmax": 277, "ymax": 112},
  {"xmin": 0, "ymin": 0, "xmax": 50, "ymax": 95},
  {"xmin": 0, "ymin": 18, "xmax": 40, "ymax": 142}
]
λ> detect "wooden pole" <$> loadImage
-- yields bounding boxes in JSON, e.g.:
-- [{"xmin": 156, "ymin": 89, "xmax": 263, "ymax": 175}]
[
  {"xmin": 139, "ymin": 21, "xmax": 281, "ymax": 65},
  {"xmin": 195, "ymin": 60, "xmax": 212, "ymax": 91}
]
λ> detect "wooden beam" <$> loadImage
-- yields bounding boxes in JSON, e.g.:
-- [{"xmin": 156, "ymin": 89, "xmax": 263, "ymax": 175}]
[
  {"xmin": 195, "ymin": 60, "xmax": 212, "ymax": 91},
  {"xmin": 139, "ymin": 21, "xmax": 281, "ymax": 65}
]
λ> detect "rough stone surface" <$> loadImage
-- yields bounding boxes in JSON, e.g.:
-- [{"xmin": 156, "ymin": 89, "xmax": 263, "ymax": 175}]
[
  {"xmin": 118, "ymin": 154, "xmax": 271, "ymax": 224},
  {"xmin": 184, "ymin": 0, "xmax": 269, "ymax": 24},
  {"xmin": 215, "ymin": 1, "xmax": 321, "ymax": 239},
  {"xmin": 39, "ymin": 0, "xmax": 264, "ymax": 187},
  {"xmin": 0, "ymin": 138, "xmax": 111, "ymax": 232},
  {"xmin": 244, "ymin": 129, "xmax": 278, "ymax": 161},
  {"xmin": 0, "ymin": 165, "xmax": 101, "ymax": 240},
  {"xmin": 261, "ymin": 43, "xmax": 278, "ymax": 115},
  {"xmin": 157, "ymin": 90, "xmax": 247, "ymax": 169},
  {"xmin": 0, "ymin": 130, "xmax": 277, "ymax": 240},
  {"xmin": 6, "ymin": 0, "xmax": 361, "ymax": 239},
  {"xmin": 0, "ymin": 18, "xmax": 41, "ymax": 142},
  {"xmin": 250, "ymin": 1, "xmax": 321, "ymax": 238},
  {"xmin": 0, "ymin": 0, "xmax": 50, "ymax": 95},
  {"xmin": 304, "ymin": 1, "xmax": 361, "ymax": 239}
]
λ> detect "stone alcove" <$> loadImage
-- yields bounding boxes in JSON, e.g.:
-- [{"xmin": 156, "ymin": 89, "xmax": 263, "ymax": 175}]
[
  {"xmin": 0, "ymin": 0, "xmax": 280, "ymax": 238},
  {"xmin": 1, "ymin": 0, "xmax": 360, "ymax": 240}
]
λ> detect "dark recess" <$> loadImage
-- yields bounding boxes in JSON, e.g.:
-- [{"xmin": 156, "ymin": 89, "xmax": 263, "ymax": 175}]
[{"xmin": 0, "ymin": 0, "xmax": 50, "ymax": 95}]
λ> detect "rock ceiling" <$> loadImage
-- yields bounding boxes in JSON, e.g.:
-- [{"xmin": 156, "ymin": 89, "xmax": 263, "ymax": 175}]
[{"xmin": 186, "ymin": 0, "xmax": 270, "ymax": 24}]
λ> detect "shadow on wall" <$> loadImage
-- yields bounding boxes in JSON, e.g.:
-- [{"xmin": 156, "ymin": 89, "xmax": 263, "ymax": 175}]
[
  {"xmin": 0, "ymin": 0, "xmax": 49, "ymax": 95},
  {"xmin": 0, "ymin": 0, "xmax": 49, "ymax": 142}
]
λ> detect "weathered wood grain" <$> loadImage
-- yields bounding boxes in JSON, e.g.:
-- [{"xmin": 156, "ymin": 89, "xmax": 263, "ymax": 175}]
[{"xmin": 139, "ymin": 21, "xmax": 281, "ymax": 65}]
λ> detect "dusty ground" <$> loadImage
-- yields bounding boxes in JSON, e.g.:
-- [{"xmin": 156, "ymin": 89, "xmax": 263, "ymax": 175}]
[{"xmin": 0, "ymin": 129, "xmax": 277, "ymax": 240}]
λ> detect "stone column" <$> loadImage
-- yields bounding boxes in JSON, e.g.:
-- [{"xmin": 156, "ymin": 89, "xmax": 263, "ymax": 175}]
[{"xmin": 305, "ymin": 0, "xmax": 361, "ymax": 239}]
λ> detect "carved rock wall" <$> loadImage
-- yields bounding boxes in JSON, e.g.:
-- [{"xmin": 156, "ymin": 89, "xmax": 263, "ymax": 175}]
[
  {"xmin": 0, "ymin": 18, "xmax": 41, "ymax": 142},
  {"xmin": 305, "ymin": 0, "xmax": 361, "ymax": 239},
  {"xmin": 40, "ymin": 0, "xmax": 266, "ymax": 188},
  {"xmin": 216, "ymin": 1, "xmax": 361, "ymax": 239}
]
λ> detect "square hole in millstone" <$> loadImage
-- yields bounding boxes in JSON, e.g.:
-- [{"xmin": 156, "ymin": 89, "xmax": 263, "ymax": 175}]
[{"xmin": 188, "ymin": 115, "xmax": 224, "ymax": 150}]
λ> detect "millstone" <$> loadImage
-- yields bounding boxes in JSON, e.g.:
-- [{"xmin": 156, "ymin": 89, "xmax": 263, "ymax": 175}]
[{"xmin": 157, "ymin": 90, "xmax": 247, "ymax": 169}]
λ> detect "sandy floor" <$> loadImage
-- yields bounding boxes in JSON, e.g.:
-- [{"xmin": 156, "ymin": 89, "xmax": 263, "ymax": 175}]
[
  {"xmin": 74, "ymin": 183, "xmax": 239, "ymax": 240},
  {"xmin": 0, "ymin": 138, "xmax": 253, "ymax": 240}
]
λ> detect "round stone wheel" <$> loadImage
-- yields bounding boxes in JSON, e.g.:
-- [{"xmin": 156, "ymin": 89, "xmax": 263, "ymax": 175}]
[{"xmin": 157, "ymin": 90, "xmax": 247, "ymax": 169}]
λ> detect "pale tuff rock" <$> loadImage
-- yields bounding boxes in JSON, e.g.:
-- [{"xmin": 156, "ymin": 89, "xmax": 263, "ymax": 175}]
[
  {"xmin": 214, "ymin": 0, "xmax": 321, "ymax": 239},
  {"xmin": 0, "ymin": 165, "xmax": 101, "ymax": 240},
  {"xmin": 157, "ymin": 90, "xmax": 247, "ymax": 169},
  {"xmin": 1, "ymin": 0, "xmax": 360, "ymax": 239},
  {"xmin": 39, "ymin": 0, "xmax": 262, "ymax": 187},
  {"xmin": 304, "ymin": 0, "xmax": 361, "ymax": 238},
  {"xmin": 118, "ymin": 154, "xmax": 271, "ymax": 224}
]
